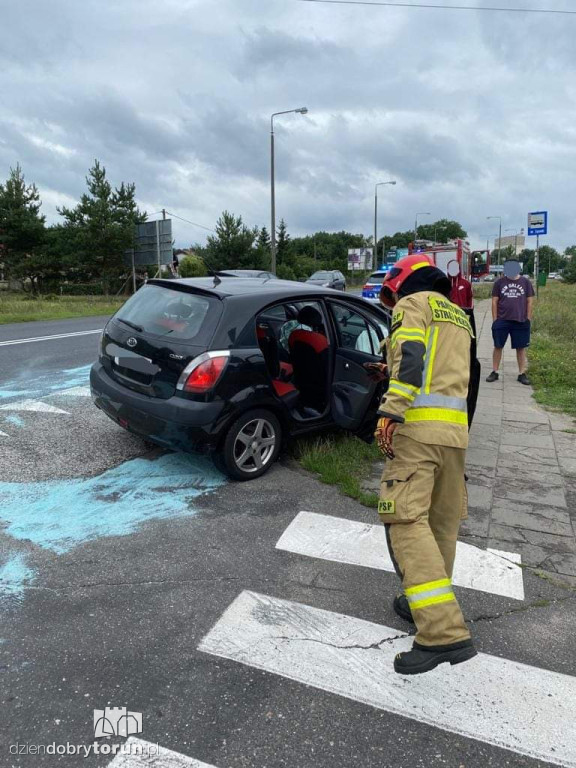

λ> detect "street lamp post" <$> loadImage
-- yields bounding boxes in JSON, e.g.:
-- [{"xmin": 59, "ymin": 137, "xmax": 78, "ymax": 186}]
[
  {"xmin": 504, "ymin": 227, "xmax": 523, "ymax": 258},
  {"xmin": 374, "ymin": 180, "xmax": 396, "ymax": 270},
  {"xmin": 487, "ymin": 216, "xmax": 502, "ymax": 265},
  {"xmin": 270, "ymin": 107, "xmax": 308, "ymax": 273},
  {"xmin": 414, "ymin": 212, "xmax": 431, "ymax": 246}
]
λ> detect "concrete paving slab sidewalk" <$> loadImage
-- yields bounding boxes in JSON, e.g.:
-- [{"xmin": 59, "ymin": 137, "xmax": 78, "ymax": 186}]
[
  {"xmin": 363, "ymin": 299, "xmax": 576, "ymax": 588},
  {"xmin": 473, "ymin": 299, "xmax": 576, "ymax": 585}
]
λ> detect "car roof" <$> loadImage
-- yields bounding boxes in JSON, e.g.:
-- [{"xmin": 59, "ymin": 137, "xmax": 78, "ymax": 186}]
[
  {"xmin": 150, "ymin": 277, "xmax": 347, "ymax": 299},
  {"xmin": 216, "ymin": 269, "xmax": 271, "ymax": 277}
]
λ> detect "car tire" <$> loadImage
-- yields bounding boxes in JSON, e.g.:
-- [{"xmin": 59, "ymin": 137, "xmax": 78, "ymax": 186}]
[{"xmin": 214, "ymin": 409, "xmax": 282, "ymax": 481}]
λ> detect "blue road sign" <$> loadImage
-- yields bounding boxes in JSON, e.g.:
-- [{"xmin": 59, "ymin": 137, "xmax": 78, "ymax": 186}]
[{"xmin": 527, "ymin": 211, "xmax": 548, "ymax": 237}]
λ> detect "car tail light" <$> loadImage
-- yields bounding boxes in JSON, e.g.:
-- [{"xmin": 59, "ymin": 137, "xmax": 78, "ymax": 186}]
[
  {"xmin": 177, "ymin": 351, "xmax": 230, "ymax": 393},
  {"xmin": 363, "ymin": 284, "xmax": 372, "ymax": 291}
]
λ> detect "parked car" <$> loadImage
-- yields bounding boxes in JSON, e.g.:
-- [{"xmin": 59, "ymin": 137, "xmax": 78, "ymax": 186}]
[
  {"xmin": 483, "ymin": 274, "xmax": 496, "ymax": 282},
  {"xmin": 361, "ymin": 270, "xmax": 389, "ymax": 303},
  {"xmin": 306, "ymin": 270, "xmax": 346, "ymax": 291},
  {"xmin": 216, "ymin": 269, "xmax": 277, "ymax": 279},
  {"xmin": 91, "ymin": 278, "xmax": 390, "ymax": 481}
]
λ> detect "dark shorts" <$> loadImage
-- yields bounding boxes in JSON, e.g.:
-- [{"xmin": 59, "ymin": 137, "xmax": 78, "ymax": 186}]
[{"xmin": 492, "ymin": 319, "xmax": 531, "ymax": 350}]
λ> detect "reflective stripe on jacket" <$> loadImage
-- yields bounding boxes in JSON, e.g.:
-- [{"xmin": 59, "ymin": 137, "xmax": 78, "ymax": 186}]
[{"xmin": 379, "ymin": 291, "xmax": 472, "ymax": 449}]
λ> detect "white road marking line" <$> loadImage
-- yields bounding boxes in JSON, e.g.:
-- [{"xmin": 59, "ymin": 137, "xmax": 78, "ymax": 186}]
[
  {"xmin": 200, "ymin": 591, "xmax": 576, "ymax": 768},
  {"xmin": 56, "ymin": 386, "xmax": 92, "ymax": 397},
  {"xmin": 276, "ymin": 511, "xmax": 524, "ymax": 601},
  {"xmin": 0, "ymin": 329, "xmax": 103, "ymax": 347},
  {"xmin": 0, "ymin": 430, "xmax": 9, "ymax": 437},
  {"xmin": 0, "ymin": 399, "xmax": 70, "ymax": 414},
  {"xmin": 107, "ymin": 737, "xmax": 218, "ymax": 767}
]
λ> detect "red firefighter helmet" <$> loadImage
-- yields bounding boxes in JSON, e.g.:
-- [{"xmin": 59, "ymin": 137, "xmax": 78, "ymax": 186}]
[{"xmin": 379, "ymin": 253, "xmax": 435, "ymax": 308}]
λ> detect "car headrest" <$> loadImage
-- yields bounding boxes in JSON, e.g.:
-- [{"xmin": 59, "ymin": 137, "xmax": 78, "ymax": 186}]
[{"xmin": 297, "ymin": 305, "xmax": 323, "ymax": 329}]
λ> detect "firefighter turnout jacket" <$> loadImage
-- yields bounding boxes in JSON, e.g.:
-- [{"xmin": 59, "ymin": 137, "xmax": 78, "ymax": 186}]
[
  {"xmin": 379, "ymin": 291, "xmax": 473, "ymax": 450},
  {"xmin": 377, "ymin": 289, "xmax": 475, "ymax": 648}
]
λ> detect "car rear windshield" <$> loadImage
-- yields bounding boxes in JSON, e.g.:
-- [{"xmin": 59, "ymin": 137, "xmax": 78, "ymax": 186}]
[
  {"xmin": 114, "ymin": 284, "xmax": 221, "ymax": 343},
  {"xmin": 311, "ymin": 271, "xmax": 331, "ymax": 279},
  {"xmin": 367, "ymin": 273, "xmax": 386, "ymax": 283}
]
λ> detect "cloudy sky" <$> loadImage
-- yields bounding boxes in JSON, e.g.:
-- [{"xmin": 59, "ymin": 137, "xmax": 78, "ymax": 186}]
[{"xmin": 1, "ymin": 0, "xmax": 575, "ymax": 251}]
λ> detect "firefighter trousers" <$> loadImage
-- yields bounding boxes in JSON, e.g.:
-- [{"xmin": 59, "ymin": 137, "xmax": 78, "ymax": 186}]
[{"xmin": 379, "ymin": 433, "xmax": 471, "ymax": 647}]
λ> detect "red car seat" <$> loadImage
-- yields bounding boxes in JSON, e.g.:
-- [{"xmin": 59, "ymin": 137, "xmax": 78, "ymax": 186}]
[{"xmin": 257, "ymin": 324, "xmax": 298, "ymax": 400}]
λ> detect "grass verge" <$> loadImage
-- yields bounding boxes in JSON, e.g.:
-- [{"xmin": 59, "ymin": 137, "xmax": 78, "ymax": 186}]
[
  {"xmin": 294, "ymin": 431, "xmax": 381, "ymax": 508},
  {"xmin": 472, "ymin": 283, "xmax": 494, "ymax": 300},
  {"xmin": 0, "ymin": 294, "xmax": 126, "ymax": 324},
  {"xmin": 529, "ymin": 282, "xmax": 576, "ymax": 417}
]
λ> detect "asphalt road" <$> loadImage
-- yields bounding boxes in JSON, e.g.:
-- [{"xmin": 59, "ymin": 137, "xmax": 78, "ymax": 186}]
[
  {"xmin": 0, "ymin": 316, "xmax": 106, "ymax": 381},
  {"xmin": 1, "ymin": 318, "xmax": 575, "ymax": 768}
]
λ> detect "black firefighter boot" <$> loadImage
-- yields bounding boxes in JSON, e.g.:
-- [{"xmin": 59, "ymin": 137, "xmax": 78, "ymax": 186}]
[
  {"xmin": 394, "ymin": 639, "xmax": 477, "ymax": 675},
  {"xmin": 393, "ymin": 594, "xmax": 415, "ymax": 624}
]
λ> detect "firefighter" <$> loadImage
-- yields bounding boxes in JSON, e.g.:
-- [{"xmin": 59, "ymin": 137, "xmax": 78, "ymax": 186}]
[{"xmin": 376, "ymin": 254, "xmax": 478, "ymax": 675}]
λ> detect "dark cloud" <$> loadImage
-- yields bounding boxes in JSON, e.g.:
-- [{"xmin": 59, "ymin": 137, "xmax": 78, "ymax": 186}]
[{"xmin": 0, "ymin": 0, "xmax": 574, "ymax": 249}]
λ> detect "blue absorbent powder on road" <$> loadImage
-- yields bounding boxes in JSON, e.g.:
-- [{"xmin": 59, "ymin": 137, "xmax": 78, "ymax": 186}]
[
  {"xmin": 4, "ymin": 415, "xmax": 25, "ymax": 427},
  {"xmin": 0, "ymin": 452, "xmax": 225, "ymax": 555},
  {"xmin": 0, "ymin": 364, "xmax": 91, "ymax": 402},
  {"xmin": 0, "ymin": 554, "xmax": 35, "ymax": 598}
]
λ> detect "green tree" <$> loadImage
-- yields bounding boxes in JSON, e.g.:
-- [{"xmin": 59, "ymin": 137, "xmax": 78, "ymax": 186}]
[
  {"xmin": 564, "ymin": 245, "xmax": 576, "ymax": 260},
  {"xmin": 255, "ymin": 226, "xmax": 271, "ymax": 270},
  {"xmin": 178, "ymin": 253, "xmax": 207, "ymax": 278},
  {"xmin": 416, "ymin": 219, "xmax": 467, "ymax": 243},
  {"xmin": 289, "ymin": 230, "xmax": 367, "ymax": 273},
  {"xmin": 562, "ymin": 256, "xmax": 576, "ymax": 284},
  {"xmin": 276, "ymin": 219, "xmax": 293, "ymax": 268},
  {"xmin": 58, "ymin": 160, "xmax": 145, "ymax": 292},
  {"xmin": 0, "ymin": 164, "xmax": 46, "ymax": 290},
  {"xmin": 205, "ymin": 211, "xmax": 257, "ymax": 271}
]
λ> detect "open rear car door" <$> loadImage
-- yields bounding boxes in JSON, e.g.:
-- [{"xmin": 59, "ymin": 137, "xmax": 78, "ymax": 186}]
[{"xmin": 328, "ymin": 301, "xmax": 389, "ymax": 438}]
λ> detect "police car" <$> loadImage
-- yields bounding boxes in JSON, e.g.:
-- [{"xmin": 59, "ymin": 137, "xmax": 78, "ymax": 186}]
[{"xmin": 361, "ymin": 270, "xmax": 389, "ymax": 303}]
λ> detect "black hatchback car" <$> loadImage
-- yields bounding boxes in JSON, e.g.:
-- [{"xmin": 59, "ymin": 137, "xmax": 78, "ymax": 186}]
[{"xmin": 90, "ymin": 277, "xmax": 390, "ymax": 480}]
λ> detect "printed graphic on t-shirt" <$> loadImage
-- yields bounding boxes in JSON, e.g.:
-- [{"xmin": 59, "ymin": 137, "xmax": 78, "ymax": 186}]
[{"xmin": 500, "ymin": 283, "xmax": 526, "ymax": 300}]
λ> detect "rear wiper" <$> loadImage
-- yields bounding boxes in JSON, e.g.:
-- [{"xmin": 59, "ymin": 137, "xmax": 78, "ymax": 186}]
[{"xmin": 117, "ymin": 318, "xmax": 143, "ymax": 333}]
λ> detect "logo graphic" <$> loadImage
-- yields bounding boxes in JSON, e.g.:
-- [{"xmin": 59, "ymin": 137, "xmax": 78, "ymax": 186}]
[
  {"xmin": 93, "ymin": 707, "xmax": 143, "ymax": 739},
  {"xmin": 126, "ymin": 337, "xmax": 137, "ymax": 348}
]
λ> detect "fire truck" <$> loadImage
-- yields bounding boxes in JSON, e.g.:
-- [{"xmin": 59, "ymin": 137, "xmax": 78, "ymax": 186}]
[
  {"xmin": 409, "ymin": 239, "xmax": 472, "ymax": 279},
  {"xmin": 470, "ymin": 249, "xmax": 491, "ymax": 280}
]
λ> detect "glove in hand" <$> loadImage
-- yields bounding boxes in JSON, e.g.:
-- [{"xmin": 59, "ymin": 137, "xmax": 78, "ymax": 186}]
[
  {"xmin": 374, "ymin": 417, "xmax": 398, "ymax": 459},
  {"xmin": 365, "ymin": 362, "xmax": 389, "ymax": 383}
]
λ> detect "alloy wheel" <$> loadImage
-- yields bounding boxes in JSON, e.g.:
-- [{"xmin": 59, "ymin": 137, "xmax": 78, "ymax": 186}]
[{"xmin": 233, "ymin": 418, "xmax": 276, "ymax": 473}]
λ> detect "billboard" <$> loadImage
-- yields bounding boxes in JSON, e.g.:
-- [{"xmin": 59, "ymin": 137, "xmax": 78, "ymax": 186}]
[
  {"xmin": 347, "ymin": 247, "xmax": 373, "ymax": 271},
  {"xmin": 125, "ymin": 219, "xmax": 173, "ymax": 267},
  {"xmin": 495, "ymin": 235, "xmax": 525, "ymax": 254}
]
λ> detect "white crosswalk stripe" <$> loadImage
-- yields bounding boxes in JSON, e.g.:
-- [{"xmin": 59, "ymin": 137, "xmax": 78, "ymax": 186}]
[
  {"xmin": 107, "ymin": 737, "xmax": 218, "ymax": 767},
  {"xmin": 276, "ymin": 510, "xmax": 525, "ymax": 600},
  {"xmin": 199, "ymin": 590, "xmax": 576, "ymax": 768}
]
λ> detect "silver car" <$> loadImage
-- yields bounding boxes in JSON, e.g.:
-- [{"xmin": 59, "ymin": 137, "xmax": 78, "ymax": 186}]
[{"xmin": 306, "ymin": 270, "xmax": 346, "ymax": 291}]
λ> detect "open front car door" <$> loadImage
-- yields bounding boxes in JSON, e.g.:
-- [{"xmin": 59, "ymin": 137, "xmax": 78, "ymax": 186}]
[{"xmin": 328, "ymin": 300, "xmax": 390, "ymax": 438}]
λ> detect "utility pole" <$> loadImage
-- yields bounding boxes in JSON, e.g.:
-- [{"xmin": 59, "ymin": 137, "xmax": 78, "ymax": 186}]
[
  {"xmin": 270, "ymin": 107, "xmax": 308, "ymax": 273},
  {"xmin": 414, "ymin": 212, "xmax": 430, "ymax": 247},
  {"xmin": 155, "ymin": 219, "xmax": 161, "ymax": 277},
  {"xmin": 487, "ymin": 216, "xmax": 502, "ymax": 265},
  {"xmin": 374, "ymin": 181, "xmax": 396, "ymax": 271},
  {"xmin": 535, "ymin": 235, "xmax": 540, "ymax": 298}
]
